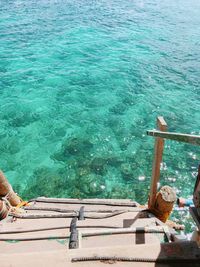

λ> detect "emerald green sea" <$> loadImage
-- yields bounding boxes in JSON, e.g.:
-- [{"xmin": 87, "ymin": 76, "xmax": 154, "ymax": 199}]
[{"xmin": 0, "ymin": 0, "xmax": 200, "ymax": 228}]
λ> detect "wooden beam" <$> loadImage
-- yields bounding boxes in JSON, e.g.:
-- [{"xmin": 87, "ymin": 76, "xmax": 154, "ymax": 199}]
[
  {"xmin": 147, "ymin": 130, "xmax": 200, "ymax": 146},
  {"xmin": 148, "ymin": 117, "xmax": 167, "ymax": 209}
]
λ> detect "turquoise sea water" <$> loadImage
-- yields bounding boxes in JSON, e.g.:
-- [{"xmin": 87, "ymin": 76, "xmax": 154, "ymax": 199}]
[{"xmin": 0, "ymin": 0, "xmax": 200, "ymax": 223}]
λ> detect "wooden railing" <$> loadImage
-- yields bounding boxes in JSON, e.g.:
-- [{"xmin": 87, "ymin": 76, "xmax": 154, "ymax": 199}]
[
  {"xmin": 147, "ymin": 117, "xmax": 200, "ymax": 209},
  {"xmin": 147, "ymin": 130, "xmax": 200, "ymax": 146}
]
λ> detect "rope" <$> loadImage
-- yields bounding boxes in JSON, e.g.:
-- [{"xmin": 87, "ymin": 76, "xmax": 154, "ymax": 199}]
[
  {"xmin": 85, "ymin": 210, "xmax": 126, "ymax": 219},
  {"xmin": 30, "ymin": 197, "xmax": 138, "ymax": 207},
  {"xmin": 24, "ymin": 206, "xmax": 144, "ymax": 213},
  {"xmin": 1, "ymin": 197, "xmax": 26, "ymax": 216},
  {"xmin": 0, "ymin": 225, "xmax": 119, "ymax": 235},
  {"xmin": 0, "ymin": 236, "xmax": 69, "ymax": 242},
  {"xmin": 1, "ymin": 186, "xmax": 28, "ymax": 209},
  {"xmin": 9, "ymin": 212, "xmax": 77, "ymax": 219},
  {"xmin": 9, "ymin": 210, "xmax": 125, "ymax": 219},
  {"xmin": 71, "ymin": 256, "xmax": 200, "ymax": 263},
  {"xmin": 16, "ymin": 200, "xmax": 29, "ymax": 208}
]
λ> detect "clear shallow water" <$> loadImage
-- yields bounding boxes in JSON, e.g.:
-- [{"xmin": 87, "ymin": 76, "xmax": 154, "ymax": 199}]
[{"xmin": 0, "ymin": 0, "xmax": 200, "ymax": 222}]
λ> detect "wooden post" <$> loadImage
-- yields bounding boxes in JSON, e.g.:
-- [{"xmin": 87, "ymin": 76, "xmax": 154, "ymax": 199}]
[
  {"xmin": 148, "ymin": 117, "xmax": 167, "ymax": 209},
  {"xmin": 0, "ymin": 170, "xmax": 21, "ymax": 206},
  {"xmin": 151, "ymin": 185, "xmax": 176, "ymax": 222}
]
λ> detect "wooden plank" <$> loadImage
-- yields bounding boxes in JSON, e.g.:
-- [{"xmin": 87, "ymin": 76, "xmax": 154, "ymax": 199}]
[
  {"xmin": 147, "ymin": 130, "xmax": 200, "ymax": 146},
  {"xmin": 148, "ymin": 117, "xmax": 167, "ymax": 209},
  {"xmin": 190, "ymin": 207, "xmax": 200, "ymax": 231}
]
